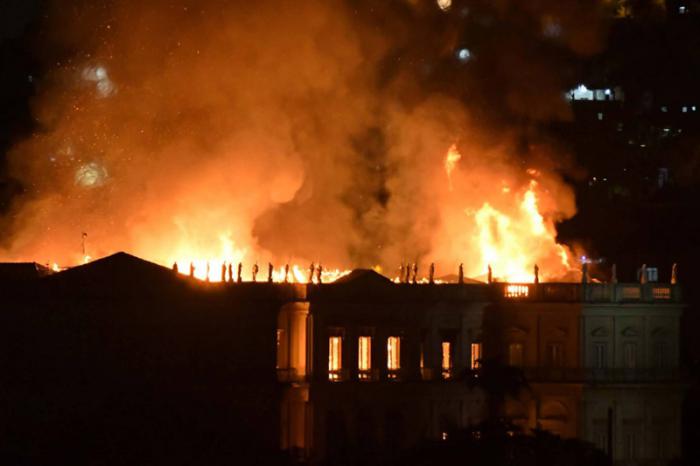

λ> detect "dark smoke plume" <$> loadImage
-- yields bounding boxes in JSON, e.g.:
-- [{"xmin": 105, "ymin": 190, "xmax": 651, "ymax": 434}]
[{"xmin": 1, "ymin": 0, "xmax": 611, "ymax": 278}]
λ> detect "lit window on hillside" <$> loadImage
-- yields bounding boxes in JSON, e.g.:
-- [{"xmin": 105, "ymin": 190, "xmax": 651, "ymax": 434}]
[
  {"xmin": 358, "ymin": 336, "xmax": 372, "ymax": 380},
  {"xmin": 570, "ymin": 84, "xmax": 593, "ymax": 100},
  {"xmin": 471, "ymin": 343, "xmax": 482, "ymax": 369},
  {"xmin": 505, "ymin": 285, "xmax": 529, "ymax": 298},
  {"xmin": 387, "ymin": 336, "xmax": 401, "ymax": 376},
  {"xmin": 679, "ymin": 6, "xmax": 687, "ymax": 14},
  {"xmin": 441, "ymin": 342, "xmax": 452, "ymax": 379},
  {"xmin": 328, "ymin": 336, "xmax": 342, "ymax": 381}
]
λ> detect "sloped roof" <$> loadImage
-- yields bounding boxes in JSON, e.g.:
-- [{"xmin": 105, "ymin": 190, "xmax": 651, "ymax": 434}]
[
  {"xmin": 0, "ymin": 262, "xmax": 53, "ymax": 280},
  {"xmin": 333, "ymin": 268, "xmax": 394, "ymax": 286},
  {"xmin": 42, "ymin": 252, "xmax": 183, "ymax": 298},
  {"xmin": 53, "ymin": 251, "xmax": 168, "ymax": 277},
  {"xmin": 438, "ymin": 273, "xmax": 484, "ymax": 284}
]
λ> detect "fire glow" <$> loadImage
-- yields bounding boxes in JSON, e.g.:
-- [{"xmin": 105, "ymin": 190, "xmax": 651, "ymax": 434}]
[
  {"xmin": 117, "ymin": 145, "xmax": 572, "ymax": 285},
  {"xmin": 174, "ymin": 260, "xmax": 350, "ymax": 284},
  {"xmin": 472, "ymin": 180, "xmax": 571, "ymax": 283},
  {"xmin": 161, "ymin": 145, "xmax": 575, "ymax": 284},
  {"xmin": 1, "ymin": 0, "xmax": 581, "ymax": 285},
  {"xmin": 21, "ymin": 145, "xmax": 576, "ymax": 285},
  {"xmin": 437, "ymin": 144, "xmax": 576, "ymax": 284}
]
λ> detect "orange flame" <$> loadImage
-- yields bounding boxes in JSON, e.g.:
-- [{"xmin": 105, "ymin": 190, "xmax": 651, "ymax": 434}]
[
  {"xmin": 19, "ymin": 145, "xmax": 576, "ymax": 285},
  {"xmin": 472, "ymin": 179, "xmax": 572, "ymax": 282},
  {"xmin": 433, "ymin": 143, "xmax": 576, "ymax": 284},
  {"xmin": 444, "ymin": 143, "xmax": 462, "ymax": 191}
]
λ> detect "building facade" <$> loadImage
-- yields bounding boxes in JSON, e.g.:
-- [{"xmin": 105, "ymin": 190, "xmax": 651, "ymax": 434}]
[
  {"xmin": 277, "ymin": 271, "xmax": 684, "ymax": 465},
  {"xmin": 0, "ymin": 254, "xmax": 684, "ymax": 465}
]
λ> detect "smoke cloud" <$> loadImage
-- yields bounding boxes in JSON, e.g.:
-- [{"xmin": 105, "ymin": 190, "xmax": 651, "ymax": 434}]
[{"xmin": 1, "ymin": 0, "xmax": 611, "ymax": 280}]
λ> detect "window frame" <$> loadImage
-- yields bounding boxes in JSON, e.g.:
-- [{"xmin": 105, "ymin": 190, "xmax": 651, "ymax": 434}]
[
  {"xmin": 328, "ymin": 334, "xmax": 344, "ymax": 381},
  {"xmin": 386, "ymin": 335, "xmax": 402, "ymax": 379},
  {"xmin": 357, "ymin": 335, "xmax": 373, "ymax": 380}
]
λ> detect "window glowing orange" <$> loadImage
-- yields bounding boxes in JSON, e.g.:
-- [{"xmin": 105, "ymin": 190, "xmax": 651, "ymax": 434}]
[
  {"xmin": 358, "ymin": 336, "xmax": 372, "ymax": 379},
  {"xmin": 387, "ymin": 336, "xmax": 401, "ymax": 372},
  {"xmin": 441, "ymin": 342, "xmax": 452, "ymax": 379},
  {"xmin": 328, "ymin": 336, "xmax": 342, "ymax": 381},
  {"xmin": 505, "ymin": 285, "xmax": 529, "ymax": 298},
  {"xmin": 471, "ymin": 342, "xmax": 482, "ymax": 369}
]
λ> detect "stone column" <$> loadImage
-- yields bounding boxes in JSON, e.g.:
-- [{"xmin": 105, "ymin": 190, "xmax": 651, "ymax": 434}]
[{"xmin": 278, "ymin": 302, "xmax": 311, "ymax": 382}]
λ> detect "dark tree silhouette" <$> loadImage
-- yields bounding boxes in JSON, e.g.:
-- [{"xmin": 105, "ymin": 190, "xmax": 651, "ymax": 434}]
[
  {"xmin": 465, "ymin": 356, "xmax": 531, "ymax": 422},
  {"xmin": 393, "ymin": 424, "xmax": 609, "ymax": 466}
]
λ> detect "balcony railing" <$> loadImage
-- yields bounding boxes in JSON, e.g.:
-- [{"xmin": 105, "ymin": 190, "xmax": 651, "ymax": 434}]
[
  {"xmin": 523, "ymin": 367, "xmax": 684, "ymax": 383},
  {"xmin": 492, "ymin": 282, "xmax": 681, "ymax": 303},
  {"xmin": 586, "ymin": 283, "xmax": 681, "ymax": 303},
  {"xmin": 279, "ymin": 366, "xmax": 684, "ymax": 384},
  {"xmin": 277, "ymin": 368, "xmax": 312, "ymax": 383},
  {"xmin": 358, "ymin": 368, "xmax": 381, "ymax": 382},
  {"xmin": 327, "ymin": 368, "xmax": 351, "ymax": 382}
]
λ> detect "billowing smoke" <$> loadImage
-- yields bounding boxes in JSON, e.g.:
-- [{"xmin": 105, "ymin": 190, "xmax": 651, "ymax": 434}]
[{"xmin": 1, "ymin": 0, "xmax": 611, "ymax": 280}]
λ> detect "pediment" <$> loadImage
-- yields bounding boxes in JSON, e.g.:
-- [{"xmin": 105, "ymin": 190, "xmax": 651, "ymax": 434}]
[
  {"xmin": 651, "ymin": 327, "xmax": 669, "ymax": 338},
  {"xmin": 333, "ymin": 269, "xmax": 394, "ymax": 286},
  {"xmin": 621, "ymin": 326, "xmax": 640, "ymax": 337},
  {"xmin": 540, "ymin": 401, "xmax": 568, "ymax": 421},
  {"xmin": 546, "ymin": 327, "xmax": 568, "ymax": 339},
  {"xmin": 591, "ymin": 326, "xmax": 609, "ymax": 337},
  {"xmin": 505, "ymin": 326, "xmax": 528, "ymax": 337},
  {"xmin": 42, "ymin": 252, "xmax": 180, "ymax": 298}
]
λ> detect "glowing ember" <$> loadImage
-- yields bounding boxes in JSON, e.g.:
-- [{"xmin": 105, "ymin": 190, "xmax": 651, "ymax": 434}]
[{"xmin": 444, "ymin": 143, "xmax": 462, "ymax": 191}]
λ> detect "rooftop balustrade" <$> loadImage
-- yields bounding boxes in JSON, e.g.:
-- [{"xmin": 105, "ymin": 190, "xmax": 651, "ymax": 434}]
[
  {"xmin": 523, "ymin": 367, "xmax": 685, "ymax": 383},
  {"xmin": 489, "ymin": 282, "xmax": 681, "ymax": 303}
]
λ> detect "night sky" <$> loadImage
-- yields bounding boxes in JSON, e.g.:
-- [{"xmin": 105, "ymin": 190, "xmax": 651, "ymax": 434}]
[{"xmin": 0, "ymin": 0, "xmax": 41, "ymax": 212}]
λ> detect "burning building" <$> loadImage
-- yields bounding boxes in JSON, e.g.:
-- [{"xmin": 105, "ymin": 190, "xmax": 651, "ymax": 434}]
[
  {"xmin": 0, "ymin": 252, "xmax": 684, "ymax": 465},
  {"xmin": 0, "ymin": 1, "xmax": 689, "ymax": 463}
]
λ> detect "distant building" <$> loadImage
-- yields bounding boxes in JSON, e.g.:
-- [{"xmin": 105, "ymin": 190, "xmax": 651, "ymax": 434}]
[{"xmin": 0, "ymin": 253, "xmax": 684, "ymax": 465}]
